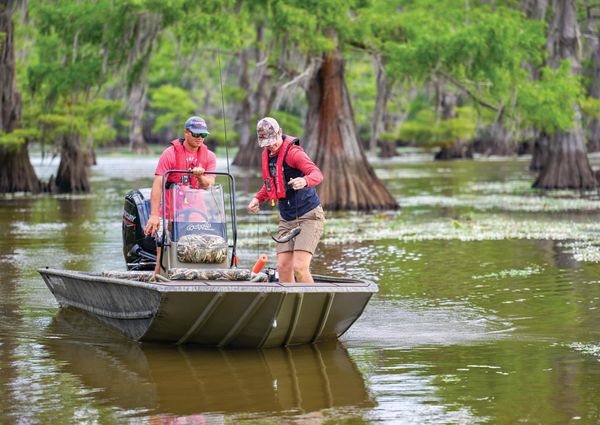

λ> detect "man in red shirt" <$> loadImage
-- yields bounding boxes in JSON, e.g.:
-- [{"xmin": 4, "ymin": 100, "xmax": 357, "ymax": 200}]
[{"xmin": 144, "ymin": 116, "xmax": 217, "ymax": 276}]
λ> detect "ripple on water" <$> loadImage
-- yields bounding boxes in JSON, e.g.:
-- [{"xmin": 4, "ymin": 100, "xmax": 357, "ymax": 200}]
[
  {"xmin": 342, "ymin": 298, "xmax": 512, "ymax": 348},
  {"xmin": 12, "ymin": 221, "xmax": 68, "ymax": 236},
  {"xmin": 321, "ymin": 244, "xmax": 420, "ymax": 282}
]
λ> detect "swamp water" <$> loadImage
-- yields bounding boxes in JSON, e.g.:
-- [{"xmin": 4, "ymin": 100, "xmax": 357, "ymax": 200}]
[{"xmin": 2, "ymin": 153, "xmax": 600, "ymax": 423}]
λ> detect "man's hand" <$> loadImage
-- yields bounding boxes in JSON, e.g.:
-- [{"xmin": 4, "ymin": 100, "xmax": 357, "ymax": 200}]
[
  {"xmin": 192, "ymin": 166, "xmax": 214, "ymax": 188},
  {"xmin": 248, "ymin": 197, "xmax": 260, "ymax": 214},
  {"xmin": 191, "ymin": 166, "xmax": 205, "ymax": 178},
  {"xmin": 144, "ymin": 215, "xmax": 161, "ymax": 236},
  {"xmin": 288, "ymin": 177, "xmax": 307, "ymax": 190}
]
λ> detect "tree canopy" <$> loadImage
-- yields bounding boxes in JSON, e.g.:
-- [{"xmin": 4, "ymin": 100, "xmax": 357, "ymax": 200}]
[{"xmin": 2, "ymin": 0, "xmax": 600, "ymax": 194}]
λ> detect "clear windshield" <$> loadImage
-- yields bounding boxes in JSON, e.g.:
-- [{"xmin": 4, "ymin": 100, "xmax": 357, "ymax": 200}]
[{"xmin": 169, "ymin": 184, "xmax": 227, "ymax": 243}]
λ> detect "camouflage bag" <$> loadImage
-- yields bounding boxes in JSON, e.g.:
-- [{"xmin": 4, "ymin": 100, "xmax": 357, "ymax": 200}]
[
  {"xmin": 176, "ymin": 234, "xmax": 227, "ymax": 264},
  {"xmin": 168, "ymin": 268, "xmax": 253, "ymax": 281}
]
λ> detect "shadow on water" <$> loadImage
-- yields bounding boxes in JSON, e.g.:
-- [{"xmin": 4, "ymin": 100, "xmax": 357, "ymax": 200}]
[{"xmin": 43, "ymin": 308, "xmax": 375, "ymax": 421}]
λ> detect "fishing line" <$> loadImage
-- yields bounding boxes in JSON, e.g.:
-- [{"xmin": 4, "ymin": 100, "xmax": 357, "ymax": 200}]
[
  {"xmin": 216, "ymin": 48, "xmax": 237, "ymax": 267},
  {"xmin": 217, "ymin": 49, "xmax": 230, "ymax": 176}
]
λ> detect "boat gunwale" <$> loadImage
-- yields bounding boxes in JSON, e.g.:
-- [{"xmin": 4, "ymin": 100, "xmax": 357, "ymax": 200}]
[{"xmin": 38, "ymin": 268, "xmax": 379, "ymax": 294}]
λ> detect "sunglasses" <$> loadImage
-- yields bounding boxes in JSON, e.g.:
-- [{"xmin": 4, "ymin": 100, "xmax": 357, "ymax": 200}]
[{"xmin": 189, "ymin": 131, "xmax": 208, "ymax": 138}]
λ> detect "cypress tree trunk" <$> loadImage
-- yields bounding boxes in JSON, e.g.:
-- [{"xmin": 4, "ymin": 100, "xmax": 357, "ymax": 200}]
[
  {"xmin": 232, "ymin": 48, "xmax": 261, "ymax": 168},
  {"xmin": 303, "ymin": 48, "xmax": 398, "ymax": 211},
  {"xmin": 0, "ymin": 0, "xmax": 42, "ymax": 193},
  {"xmin": 0, "ymin": 143, "xmax": 42, "ymax": 193},
  {"xmin": 530, "ymin": 131, "xmax": 550, "ymax": 171},
  {"xmin": 586, "ymin": 10, "xmax": 600, "ymax": 153},
  {"xmin": 234, "ymin": 27, "xmax": 264, "ymax": 168},
  {"xmin": 128, "ymin": 76, "xmax": 151, "ymax": 154},
  {"xmin": 53, "ymin": 134, "xmax": 90, "ymax": 193},
  {"xmin": 534, "ymin": 0, "xmax": 596, "ymax": 189},
  {"xmin": 126, "ymin": 12, "xmax": 160, "ymax": 154},
  {"xmin": 476, "ymin": 108, "xmax": 514, "ymax": 156},
  {"xmin": 434, "ymin": 92, "xmax": 473, "ymax": 160},
  {"xmin": 533, "ymin": 110, "xmax": 596, "ymax": 188},
  {"xmin": 370, "ymin": 53, "xmax": 391, "ymax": 157}
]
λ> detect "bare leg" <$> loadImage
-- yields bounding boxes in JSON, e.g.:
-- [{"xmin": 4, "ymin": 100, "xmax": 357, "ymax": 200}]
[
  {"xmin": 277, "ymin": 252, "xmax": 294, "ymax": 283},
  {"xmin": 292, "ymin": 250, "xmax": 314, "ymax": 283}
]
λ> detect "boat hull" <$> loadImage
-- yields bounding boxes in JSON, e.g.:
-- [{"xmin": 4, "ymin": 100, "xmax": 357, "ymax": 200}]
[{"xmin": 39, "ymin": 268, "xmax": 377, "ymax": 348}]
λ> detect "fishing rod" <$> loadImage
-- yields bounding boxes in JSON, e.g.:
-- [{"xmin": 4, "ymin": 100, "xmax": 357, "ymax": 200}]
[{"xmin": 216, "ymin": 48, "xmax": 238, "ymax": 267}]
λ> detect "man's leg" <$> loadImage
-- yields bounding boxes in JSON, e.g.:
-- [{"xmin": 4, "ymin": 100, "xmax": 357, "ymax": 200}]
[
  {"xmin": 277, "ymin": 252, "xmax": 294, "ymax": 283},
  {"xmin": 292, "ymin": 250, "xmax": 314, "ymax": 283}
]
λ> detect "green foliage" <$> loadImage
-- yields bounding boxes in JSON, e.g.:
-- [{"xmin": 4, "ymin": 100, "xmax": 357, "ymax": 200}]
[
  {"xmin": 517, "ymin": 61, "xmax": 583, "ymax": 133},
  {"xmin": 0, "ymin": 128, "xmax": 41, "ymax": 147},
  {"xmin": 580, "ymin": 97, "xmax": 600, "ymax": 120},
  {"xmin": 10, "ymin": 0, "xmax": 595, "ymax": 158},
  {"xmin": 30, "ymin": 97, "xmax": 122, "ymax": 147},
  {"xmin": 399, "ymin": 106, "xmax": 477, "ymax": 148},
  {"xmin": 150, "ymin": 84, "xmax": 196, "ymax": 133},
  {"xmin": 376, "ymin": 0, "xmax": 561, "ymax": 137},
  {"xmin": 346, "ymin": 57, "xmax": 376, "ymax": 135},
  {"xmin": 273, "ymin": 111, "xmax": 303, "ymax": 137}
]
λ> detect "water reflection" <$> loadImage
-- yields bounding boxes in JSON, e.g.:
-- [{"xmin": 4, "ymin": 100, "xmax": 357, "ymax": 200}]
[
  {"xmin": 43, "ymin": 308, "xmax": 374, "ymax": 421},
  {"xmin": 4, "ymin": 155, "xmax": 600, "ymax": 423}
]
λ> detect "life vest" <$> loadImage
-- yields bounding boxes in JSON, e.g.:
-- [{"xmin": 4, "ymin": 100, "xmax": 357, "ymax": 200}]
[
  {"xmin": 165, "ymin": 138, "xmax": 210, "ymax": 219},
  {"xmin": 167, "ymin": 138, "xmax": 210, "ymax": 189},
  {"xmin": 261, "ymin": 135, "xmax": 300, "ymax": 204}
]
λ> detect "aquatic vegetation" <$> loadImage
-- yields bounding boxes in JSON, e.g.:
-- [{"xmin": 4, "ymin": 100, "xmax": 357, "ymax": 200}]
[
  {"xmin": 568, "ymin": 342, "xmax": 600, "ymax": 360},
  {"xmin": 558, "ymin": 241, "xmax": 600, "ymax": 263},
  {"xmin": 321, "ymin": 214, "xmax": 600, "ymax": 244},
  {"xmin": 400, "ymin": 193, "xmax": 600, "ymax": 212},
  {"xmin": 471, "ymin": 266, "xmax": 543, "ymax": 280}
]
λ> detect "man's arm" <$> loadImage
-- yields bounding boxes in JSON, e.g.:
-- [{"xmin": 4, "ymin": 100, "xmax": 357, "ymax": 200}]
[
  {"xmin": 144, "ymin": 175, "xmax": 163, "ymax": 235},
  {"xmin": 193, "ymin": 150, "xmax": 217, "ymax": 188},
  {"xmin": 286, "ymin": 149, "xmax": 323, "ymax": 189},
  {"xmin": 192, "ymin": 167, "xmax": 215, "ymax": 188}
]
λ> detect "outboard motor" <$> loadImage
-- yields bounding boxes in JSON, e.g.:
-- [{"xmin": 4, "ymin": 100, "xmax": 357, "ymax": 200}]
[{"xmin": 122, "ymin": 188, "xmax": 157, "ymax": 270}]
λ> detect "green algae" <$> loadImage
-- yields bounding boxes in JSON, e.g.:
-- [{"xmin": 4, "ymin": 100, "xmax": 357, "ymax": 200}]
[{"xmin": 471, "ymin": 266, "xmax": 543, "ymax": 280}]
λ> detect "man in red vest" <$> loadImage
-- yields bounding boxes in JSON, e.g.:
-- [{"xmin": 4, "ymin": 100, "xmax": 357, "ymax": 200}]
[
  {"xmin": 248, "ymin": 117, "xmax": 324, "ymax": 283},
  {"xmin": 144, "ymin": 116, "xmax": 217, "ymax": 276}
]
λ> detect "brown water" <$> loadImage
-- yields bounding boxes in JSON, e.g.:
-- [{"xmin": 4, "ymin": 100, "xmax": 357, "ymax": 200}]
[{"xmin": 2, "ymin": 153, "xmax": 600, "ymax": 423}]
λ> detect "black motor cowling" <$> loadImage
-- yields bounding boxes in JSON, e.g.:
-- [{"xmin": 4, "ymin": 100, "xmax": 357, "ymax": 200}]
[{"xmin": 122, "ymin": 188, "xmax": 156, "ymax": 270}]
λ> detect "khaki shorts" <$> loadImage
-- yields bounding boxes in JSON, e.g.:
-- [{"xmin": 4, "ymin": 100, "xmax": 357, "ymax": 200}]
[{"xmin": 275, "ymin": 205, "xmax": 325, "ymax": 255}]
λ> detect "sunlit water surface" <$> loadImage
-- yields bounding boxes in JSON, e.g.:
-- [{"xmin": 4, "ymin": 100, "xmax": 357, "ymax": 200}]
[{"xmin": 2, "ymin": 153, "xmax": 600, "ymax": 423}]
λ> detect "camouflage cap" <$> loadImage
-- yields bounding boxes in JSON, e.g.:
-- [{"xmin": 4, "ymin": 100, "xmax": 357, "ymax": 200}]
[{"xmin": 256, "ymin": 117, "xmax": 280, "ymax": 147}]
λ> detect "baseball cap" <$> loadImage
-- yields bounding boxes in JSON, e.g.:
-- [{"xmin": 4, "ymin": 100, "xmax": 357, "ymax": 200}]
[
  {"xmin": 184, "ymin": 116, "xmax": 209, "ymax": 134},
  {"xmin": 256, "ymin": 117, "xmax": 280, "ymax": 147}
]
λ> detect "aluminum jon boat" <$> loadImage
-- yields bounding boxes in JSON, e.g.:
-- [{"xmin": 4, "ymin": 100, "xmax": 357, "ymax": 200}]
[
  {"xmin": 39, "ymin": 170, "xmax": 377, "ymax": 348},
  {"xmin": 39, "ymin": 268, "xmax": 376, "ymax": 348}
]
